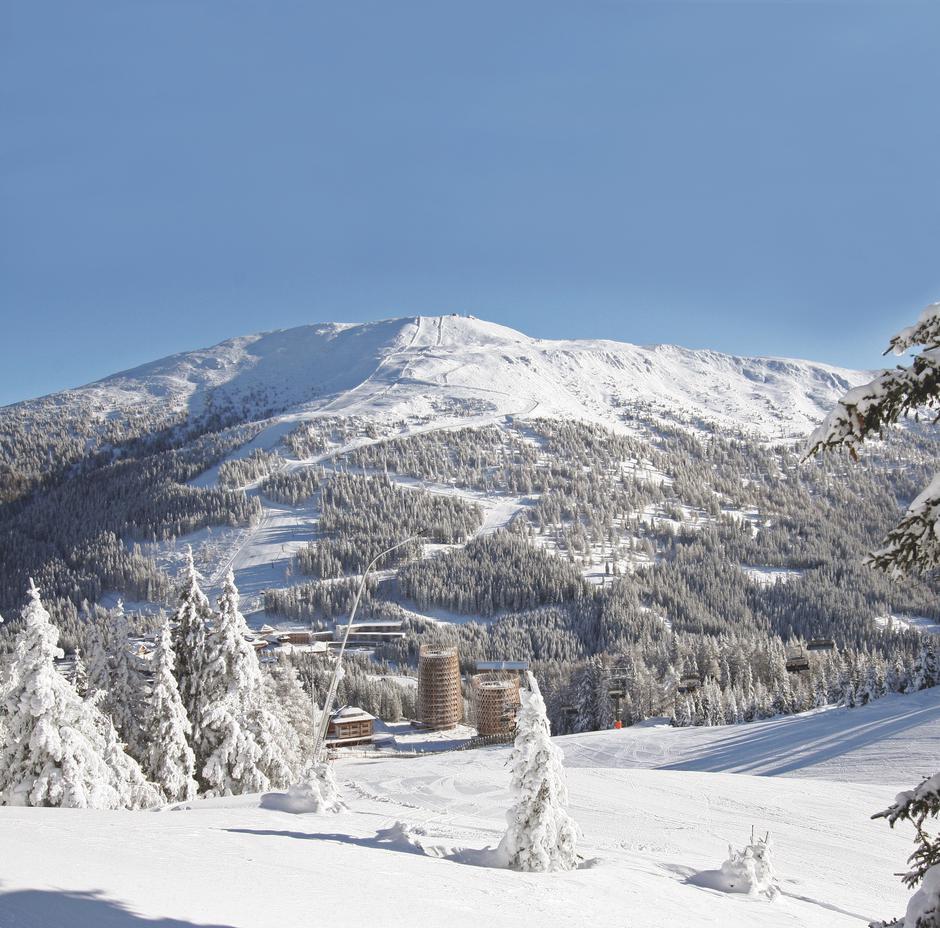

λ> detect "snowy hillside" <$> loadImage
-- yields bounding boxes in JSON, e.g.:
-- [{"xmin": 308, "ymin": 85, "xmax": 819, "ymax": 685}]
[
  {"xmin": 11, "ymin": 314, "xmax": 869, "ymax": 440},
  {"xmin": 3, "ymin": 688, "xmax": 936, "ymax": 928}
]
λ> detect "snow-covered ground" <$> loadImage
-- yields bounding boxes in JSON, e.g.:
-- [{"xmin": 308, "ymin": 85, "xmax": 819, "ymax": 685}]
[
  {"xmin": 875, "ymin": 613, "xmax": 940, "ymax": 637},
  {"xmin": 23, "ymin": 314, "xmax": 871, "ymax": 442},
  {"xmin": 3, "ymin": 688, "xmax": 936, "ymax": 927},
  {"xmin": 742, "ymin": 566, "xmax": 805, "ymax": 587}
]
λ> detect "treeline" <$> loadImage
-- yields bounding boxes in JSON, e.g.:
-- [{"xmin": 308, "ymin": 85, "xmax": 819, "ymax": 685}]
[
  {"xmin": 295, "ymin": 473, "xmax": 482, "ymax": 578},
  {"xmin": 398, "ymin": 532, "xmax": 588, "ymax": 616},
  {"xmin": 261, "ymin": 468, "xmax": 323, "ymax": 505},
  {"xmin": 264, "ymin": 576, "xmax": 381, "ymax": 621},
  {"xmin": 0, "ymin": 423, "xmax": 262, "ymax": 615},
  {"xmin": 217, "ymin": 448, "xmax": 282, "ymax": 488}
]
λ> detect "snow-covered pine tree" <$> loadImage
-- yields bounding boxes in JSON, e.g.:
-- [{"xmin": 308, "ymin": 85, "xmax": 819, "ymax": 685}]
[
  {"xmin": 909, "ymin": 644, "xmax": 939, "ymax": 693},
  {"xmin": 72, "ymin": 648, "xmax": 89, "ymax": 699},
  {"xmin": 673, "ymin": 694, "xmax": 693, "ymax": 728},
  {"xmin": 271, "ymin": 653, "xmax": 318, "ymax": 770},
  {"xmin": 142, "ymin": 620, "xmax": 197, "ymax": 802},
  {"xmin": 0, "ymin": 582, "xmax": 161, "ymax": 809},
  {"xmin": 888, "ymin": 655, "xmax": 909, "ymax": 694},
  {"xmin": 499, "ymin": 671, "xmax": 581, "ymax": 872},
  {"xmin": 740, "ymin": 664, "xmax": 756, "ymax": 721},
  {"xmin": 575, "ymin": 656, "xmax": 614, "ymax": 732},
  {"xmin": 724, "ymin": 687, "xmax": 739, "ymax": 724},
  {"xmin": 171, "ymin": 548, "xmax": 213, "ymax": 759},
  {"xmin": 812, "ymin": 678, "xmax": 828, "ymax": 709},
  {"xmin": 807, "ymin": 302, "xmax": 940, "ymax": 928},
  {"xmin": 83, "ymin": 619, "xmax": 112, "ymax": 699},
  {"xmin": 199, "ymin": 571, "xmax": 299, "ymax": 796},
  {"xmin": 103, "ymin": 602, "xmax": 147, "ymax": 761}
]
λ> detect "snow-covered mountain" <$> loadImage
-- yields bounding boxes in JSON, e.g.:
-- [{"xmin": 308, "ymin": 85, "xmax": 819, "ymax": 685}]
[{"xmin": 16, "ymin": 314, "xmax": 869, "ymax": 440}]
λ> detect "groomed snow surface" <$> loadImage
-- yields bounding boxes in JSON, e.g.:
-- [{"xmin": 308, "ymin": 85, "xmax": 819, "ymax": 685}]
[{"xmin": 4, "ymin": 689, "xmax": 939, "ymax": 927}]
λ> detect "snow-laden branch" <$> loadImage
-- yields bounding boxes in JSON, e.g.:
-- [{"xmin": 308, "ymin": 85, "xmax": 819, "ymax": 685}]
[
  {"xmin": 805, "ymin": 350, "xmax": 940, "ymax": 458},
  {"xmin": 876, "ymin": 771, "xmax": 940, "ymax": 889},
  {"xmin": 888, "ymin": 301, "xmax": 940, "ymax": 356},
  {"xmin": 867, "ymin": 474, "xmax": 940, "ymax": 576},
  {"xmin": 805, "ymin": 302, "xmax": 940, "ymax": 578}
]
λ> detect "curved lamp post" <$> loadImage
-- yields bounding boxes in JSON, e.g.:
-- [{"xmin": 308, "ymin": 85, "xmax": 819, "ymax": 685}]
[{"xmin": 311, "ymin": 532, "xmax": 424, "ymax": 766}]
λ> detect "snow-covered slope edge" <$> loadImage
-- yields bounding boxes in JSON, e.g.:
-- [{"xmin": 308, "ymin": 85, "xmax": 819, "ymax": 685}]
[{"xmin": 5, "ymin": 314, "xmax": 871, "ymax": 440}]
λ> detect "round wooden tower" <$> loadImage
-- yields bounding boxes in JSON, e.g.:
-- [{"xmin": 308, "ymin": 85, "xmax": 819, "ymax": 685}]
[
  {"xmin": 417, "ymin": 646, "xmax": 462, "ymax": 730},
  {"xmin": 472, "ymin": 675, "xmax": 521, "ymax": 736}
]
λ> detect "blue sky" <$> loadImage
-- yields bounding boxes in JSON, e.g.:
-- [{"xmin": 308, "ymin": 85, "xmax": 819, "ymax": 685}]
[{"xmin": 2, "ymin": 1, "xmax": 939, "ymax": 406}]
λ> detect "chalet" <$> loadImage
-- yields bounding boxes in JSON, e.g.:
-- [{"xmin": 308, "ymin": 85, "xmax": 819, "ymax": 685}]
[{"xmin": 326, "ymin": 706, "xmax": 376, "ymax": 748}]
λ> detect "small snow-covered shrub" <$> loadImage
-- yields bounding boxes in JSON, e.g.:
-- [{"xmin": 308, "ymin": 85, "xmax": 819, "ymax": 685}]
[
  {"xmin": 281, "ymin": 762, "xmax": 345, "ymax": 814},
  {"xmin": 717, "ymin": 829, "xmax": 777, "ymax": 899}
]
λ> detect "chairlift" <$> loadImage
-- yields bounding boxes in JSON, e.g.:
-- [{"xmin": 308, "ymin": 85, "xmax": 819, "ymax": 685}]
[
  {"xmin": 607, "ymin": 689, "xmax": 625, "ymax": 700},
  {"xmin": 677, "ymin": 675, "xmax": 701, "ymax": 695},
  {"xmin": 807, "ymin": 637, "xmax": 835, "ymax": 652},
  {"xmin": 785, "ymin": 646, "xmax": 810, "ymax": 673}
]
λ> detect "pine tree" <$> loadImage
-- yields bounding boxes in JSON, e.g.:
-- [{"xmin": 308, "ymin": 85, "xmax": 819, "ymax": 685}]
[
  {"xmin": 103, "ymin": 602, "xmax": 146, "ymax": 760},
  {"xmin": 83, "ymin": 619, "xmax": 112, "ymax": 699},
  {"xmin": 812, "ymin": 678, "xmax": 828, "ymax": 709},
  {"xmin": 575, "ymin": 656, "xmax": 613, "ymax": 732},
  {"xmin": 910, "ymin": 645, "xmax": 939, "ymax": 693},
  {"xmin": 271, "ymin": 655, "xmax": 318, "ymax": 769},
  {"xmin": 673, "ymin": 695, "xmax": 693, "ymax": 727},
  {"xmin": 72, "ymin": 648, "xmax": 89, "ymax": 699},
  {"xmin": 0, "ymin": 583, "xmax": 160, "ymax": 809},
  {"xmin": 199, "ymin": 571, "xmax": 299, "ymax": 796},
  {"xmin": 143, "ymin": 620, "xmax": 197, "ymax": 802},
  {"xmin": 808, "ymin": 303, "xmax": 940, "ymax": 927},
  {"xmin": 171, "ymin": 549, "xmax": 213, "ymax": 765},
  {"xmin": 888, "ymin": 655, "xmax": 908, "ymax": 694},
  {"xmin": 499, "ymin": 672, "xmax": 580, "ymax": 872},
  {"xmin": 725, "ymin": 687, "xmax": 739, "ymax": 724}
]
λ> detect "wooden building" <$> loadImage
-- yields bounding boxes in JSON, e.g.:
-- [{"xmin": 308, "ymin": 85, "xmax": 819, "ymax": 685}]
[
  {"xmin": 472, "ymin": 674, "xmax": 521, "ymax": 736},
  {"xmin": 326, "ymin": 706, "xmax": 376, "ymax": 747},
  {"xmin": 417, "ymin": 645, "xmax": 462, "ymax": 730}
]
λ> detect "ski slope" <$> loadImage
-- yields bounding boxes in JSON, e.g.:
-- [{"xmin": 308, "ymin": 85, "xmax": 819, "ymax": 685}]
[
  {"xmin": 561, "ymin": 688, "xmax": 940, "ymax": 786},
  {"xmin": 2, "ymin": 689, "xmax": 935, "ymax": 928}
]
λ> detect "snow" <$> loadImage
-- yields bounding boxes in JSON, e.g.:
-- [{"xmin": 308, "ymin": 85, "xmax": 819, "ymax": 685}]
[
  {"xmin": 561, "ymin": 688, "xmax": 940, "ymax": 786},
  {"xmin": 742, "ymin": 566, "xmax": 804, "ymax": 587},
  {"xmin": 2, "ymin": 688, "xmax": 936, "ymax": 926},
  {"xmin": 96, "ymin": 312, "xmax": 878, "ymax": 610},
  {"xmin": 23, "ymin": 314, "xmax": 873, "ymax": 445},
  {"xmin": 875, "ymin": 613, "xmax": 940, "ymax": 636}
]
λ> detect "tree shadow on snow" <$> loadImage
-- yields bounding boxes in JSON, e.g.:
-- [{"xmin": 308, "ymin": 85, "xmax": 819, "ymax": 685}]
[
  {"xmin": 659, "ymin": 702, "xmax": 939, "ymax": 777},
  {"xmin": 225, "ymin": 823, "xmax": 506, "ymax": 868},
  {"xmin": 0, "ymin": 887, "xmax": 235, "ymax": 928}
]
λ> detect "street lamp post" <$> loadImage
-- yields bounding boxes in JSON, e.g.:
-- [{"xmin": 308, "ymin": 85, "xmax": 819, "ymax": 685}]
[{"xmin": 310, "ymin": 533, "xmax": 424, "ymax": 766}]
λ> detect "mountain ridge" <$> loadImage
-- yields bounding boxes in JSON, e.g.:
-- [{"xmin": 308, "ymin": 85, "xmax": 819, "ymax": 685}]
[{"xmin": 4, "ymin": 314, "xmax": 871, "ymax": 440}]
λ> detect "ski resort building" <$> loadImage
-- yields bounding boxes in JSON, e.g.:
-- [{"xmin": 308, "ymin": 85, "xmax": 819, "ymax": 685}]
[
  {"xmin": 472, "ymin": 674, "xmax": 521, "ymax": 736},
  {"xmin": 332, "ymin": 620, "xmax": 405, "ymax": 645},
  {"xmin": 326, "ymin": 706, "xmax": 376, "ymax": 747},
  {"xmin": 417, "ymin": 646, "xmax": 463, "ymax": 730}
]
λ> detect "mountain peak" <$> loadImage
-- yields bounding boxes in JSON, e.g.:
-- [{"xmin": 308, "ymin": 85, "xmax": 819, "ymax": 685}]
[{"xmin": 5, "ymin": 313, "xmax": 870, "ymax": 440}]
